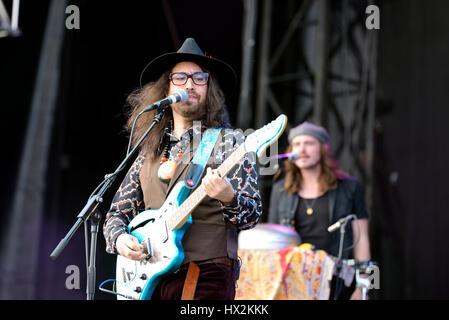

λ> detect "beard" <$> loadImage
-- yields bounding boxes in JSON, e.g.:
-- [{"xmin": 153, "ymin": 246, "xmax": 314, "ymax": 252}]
[{"xmin": 172, "ymin": 99, "xmax": 207, "ymax": 120}]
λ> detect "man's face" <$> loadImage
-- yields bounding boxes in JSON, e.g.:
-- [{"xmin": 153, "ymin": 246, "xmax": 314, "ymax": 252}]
[
  {"xmin": 291, "ymin": 134, "xmax": 322, "ymax": 170},
  {"xmin": 168, "ymin": 61, "xmax": 208, "ymax": 120}
]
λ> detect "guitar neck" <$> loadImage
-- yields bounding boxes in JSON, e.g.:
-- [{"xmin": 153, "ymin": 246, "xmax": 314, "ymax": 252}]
[{"xmin": 167, "ymin": 144, "xmax": 247, "ymax": 231}]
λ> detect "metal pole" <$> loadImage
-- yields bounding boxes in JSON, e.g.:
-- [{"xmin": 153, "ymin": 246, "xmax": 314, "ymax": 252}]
[
  {"xmin": 255, "ymin": 0, "xmax": 272, "ymax": 129},
  {"xmin": 313, "ymin": 0, "xmax": 330, "ymax": 126},
  {"xmin": 237, "ymin": 0, "xmax": 258, "ymax": 129},
  {"xmin": 363, "ymin": 29, "xmax": 379, "ymax": 218}
]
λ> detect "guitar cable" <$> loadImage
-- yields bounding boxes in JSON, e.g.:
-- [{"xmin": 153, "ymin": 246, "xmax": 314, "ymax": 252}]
[{"xmin": 98, "ymin": 279, "xmax": 138, "ymax": 300}]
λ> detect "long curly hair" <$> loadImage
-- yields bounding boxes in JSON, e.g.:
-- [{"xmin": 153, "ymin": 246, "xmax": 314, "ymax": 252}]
[
  {"xmin": 277, "ymin": 143, "xmax": 348, "ymax": 195},
  {"xmin": 124, "ymin": 66, "xmax": 230, "ymax": 160}
]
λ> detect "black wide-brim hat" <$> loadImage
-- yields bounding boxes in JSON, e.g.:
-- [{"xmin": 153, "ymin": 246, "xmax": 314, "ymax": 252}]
[{"xmin": 139, "ymin": 38, "xmax": 237, "ymax": 101}]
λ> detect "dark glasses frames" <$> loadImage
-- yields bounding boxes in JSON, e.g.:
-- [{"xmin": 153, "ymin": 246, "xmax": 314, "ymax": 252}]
[{"xmin": 169, "ymin": 72, "xmax": 209, "ymax": 86}]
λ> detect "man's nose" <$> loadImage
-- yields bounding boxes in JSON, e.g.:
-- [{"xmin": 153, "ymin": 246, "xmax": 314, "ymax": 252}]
[{"xmin": 184, "ymin": 77, "xmax": 196, "ymax": 90}]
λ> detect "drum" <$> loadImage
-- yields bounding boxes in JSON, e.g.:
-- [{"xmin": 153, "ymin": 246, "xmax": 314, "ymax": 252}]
[{"xmin": 238, "ymin": 223, "xmax": 301, "ymax": 250}]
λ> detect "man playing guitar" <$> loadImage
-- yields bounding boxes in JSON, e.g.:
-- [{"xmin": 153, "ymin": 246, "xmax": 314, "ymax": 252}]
[{"xmin": 103, "ymin": 38, "xmax": 262, "ymax": 300}]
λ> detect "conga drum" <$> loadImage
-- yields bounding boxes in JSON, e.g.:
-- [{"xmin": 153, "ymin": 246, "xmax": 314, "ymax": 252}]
[{"xmin": 238, "ymin": 223, "xmax": 301, "ymax": 250}]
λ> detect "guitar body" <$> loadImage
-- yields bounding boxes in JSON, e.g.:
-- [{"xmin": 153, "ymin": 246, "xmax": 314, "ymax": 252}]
[{"xmin": 115, "ymin": 181, "xmax": 192, "ymax": 300}]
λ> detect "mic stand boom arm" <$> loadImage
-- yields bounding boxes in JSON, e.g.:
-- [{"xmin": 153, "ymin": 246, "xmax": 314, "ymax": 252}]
[{"xmin": 49, "ymin": 107, "xmax": 167, "ymax": 300}]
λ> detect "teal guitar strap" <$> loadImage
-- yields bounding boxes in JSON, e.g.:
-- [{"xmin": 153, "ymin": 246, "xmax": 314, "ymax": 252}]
[{"xmin": 184, "ymin": 127, "xmax": 222, "ymax": 190}]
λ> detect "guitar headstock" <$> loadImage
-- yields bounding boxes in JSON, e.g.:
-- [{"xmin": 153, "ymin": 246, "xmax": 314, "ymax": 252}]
[{"xmin": 245, "ymin": 114, "xmax": 288, "ymax": 158}]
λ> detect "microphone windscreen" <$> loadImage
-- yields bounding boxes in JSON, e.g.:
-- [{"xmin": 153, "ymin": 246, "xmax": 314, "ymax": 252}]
[
  {"xmin": 177, "ymin": 89, "xmax": 189, "ymax": 102},
  {"xmin": 289, "ymin": 153, "xmax": 299, "ymax": 160}
]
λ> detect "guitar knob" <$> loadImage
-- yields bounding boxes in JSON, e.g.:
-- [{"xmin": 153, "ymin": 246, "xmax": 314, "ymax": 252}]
[
  {"xmin": 140, "ymin": 274, "xmax": 147, "ymax": 280},
  {"xmin": 134, "ymin": 287, "xmax": 142, "ymax": 293}
]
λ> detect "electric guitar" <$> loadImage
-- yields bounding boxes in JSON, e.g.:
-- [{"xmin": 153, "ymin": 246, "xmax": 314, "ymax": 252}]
[{"xmin": 114, "ymin": 114, "xmax": 287, "ymax": 300}]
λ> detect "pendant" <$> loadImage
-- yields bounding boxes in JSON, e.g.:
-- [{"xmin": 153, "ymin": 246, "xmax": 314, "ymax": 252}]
[
  {"xmin": 306, "ymin": 207, "xmax": 314, "ymax": 215},
  {"xmin": 158, "ymin": 160, "xmax": 177, "ymax": 184}
]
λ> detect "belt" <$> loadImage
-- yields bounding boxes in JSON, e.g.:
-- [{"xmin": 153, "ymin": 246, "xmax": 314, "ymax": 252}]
[{"xmin": 181, "ymin": 262, "xmax": 200, "ymax": 300}]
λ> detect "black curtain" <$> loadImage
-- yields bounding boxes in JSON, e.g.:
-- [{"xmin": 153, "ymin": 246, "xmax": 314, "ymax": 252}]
[{"xmin": 373, "ymin": 0, "xmax": 449, "ymax": 299}]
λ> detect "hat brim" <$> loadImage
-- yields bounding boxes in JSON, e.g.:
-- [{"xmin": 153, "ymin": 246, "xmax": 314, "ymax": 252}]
[{"xmin": 139, "ymin": 52, "xmax": 237, "ymax": 101}]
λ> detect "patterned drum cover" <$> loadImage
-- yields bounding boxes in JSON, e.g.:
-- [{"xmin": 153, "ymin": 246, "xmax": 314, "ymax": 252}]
[{"xmin": 238, "ymin": 223, "xmax": 301, "ymax": 250}]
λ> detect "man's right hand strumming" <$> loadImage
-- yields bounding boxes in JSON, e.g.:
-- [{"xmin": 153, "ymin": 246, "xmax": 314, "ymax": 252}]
[{"xmin": 116, "ymin": 233, "xmax": 147, "ymax": 260}]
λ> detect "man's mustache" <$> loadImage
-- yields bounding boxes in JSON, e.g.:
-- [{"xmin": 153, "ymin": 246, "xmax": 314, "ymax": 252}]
[{"xmin": 187, "ymin": 90, "xmax": 200, "ymax": 99}]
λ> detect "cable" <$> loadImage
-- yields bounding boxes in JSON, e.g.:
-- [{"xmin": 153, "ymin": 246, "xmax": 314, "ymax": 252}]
[
  {"xmin": 126, "ymin": 106, "xmax": 153, "ymax": 156},
  {"xmin": 86, "ymin": 110, "xmax": 145, "ymax": 201},
  {"xmin": 343, "ymin": 215, "xmax": 361, "ymax": 252},
  {"xmin": 126, "ymin": 111, "xmax": 142, "ymax": 156},
  {"xmin": 98, "ymin": 279, "xmax": 138, "ymax": 300}
]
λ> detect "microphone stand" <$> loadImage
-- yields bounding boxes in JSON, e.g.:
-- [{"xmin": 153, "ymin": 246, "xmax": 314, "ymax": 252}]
[
  {"xmin": 333, "ymin": 219, "xmax": 348, "ymax": 300},
  {"xmin": 50, "ymin": 106, "xmax": 167, "ymax": 300},
  {"xmin": 86, "ymin": 209, "xmax": 101, "ymax": 300}
]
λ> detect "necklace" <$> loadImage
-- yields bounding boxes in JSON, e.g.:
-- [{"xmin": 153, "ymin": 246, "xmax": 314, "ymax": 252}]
[
  {"xmin": 157, "ymin": 137, "xmax": 183, "ymax": 184},
  {"xmin": 303, "ymin": 197, "xmax": 317, "ymax": 215}
]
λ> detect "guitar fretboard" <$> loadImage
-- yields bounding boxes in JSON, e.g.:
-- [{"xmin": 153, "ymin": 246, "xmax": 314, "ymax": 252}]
[{"xmin": 167, "ymin": 143, "xmax": 247, "ymax": 231}]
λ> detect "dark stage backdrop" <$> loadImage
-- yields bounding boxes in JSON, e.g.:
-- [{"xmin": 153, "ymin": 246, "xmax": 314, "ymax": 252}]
[
  {"xmin": 1, "ymin": 0, "xmax": 449, "ymax": 300},
  {"xmin": 373, "ymin": 0, "xmax": 449, "ymax": 299}
]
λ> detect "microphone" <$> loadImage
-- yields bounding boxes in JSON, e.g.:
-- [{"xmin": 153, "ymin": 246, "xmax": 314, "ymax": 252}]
[
  {"xmin": 270, "ymin": 152, "xmax": 299, "ymax": 161},
  {"xmin": 327, "ymin": 214, "xmax": 357, "ymax": 233},
  {"xmin": 141, "ymin": 89, "xmax": 189, "ymax": 113}
]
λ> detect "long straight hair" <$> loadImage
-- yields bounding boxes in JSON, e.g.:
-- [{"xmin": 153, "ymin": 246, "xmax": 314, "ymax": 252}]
[{"xmin": 124, "ymin": 66, "xmax": 229, "ymax": 160}]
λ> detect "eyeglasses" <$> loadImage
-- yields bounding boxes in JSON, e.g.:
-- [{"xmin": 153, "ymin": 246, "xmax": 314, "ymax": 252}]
[{"xmin": 169, "ymin": 72, "xmax": 209, "ymax": 86}]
